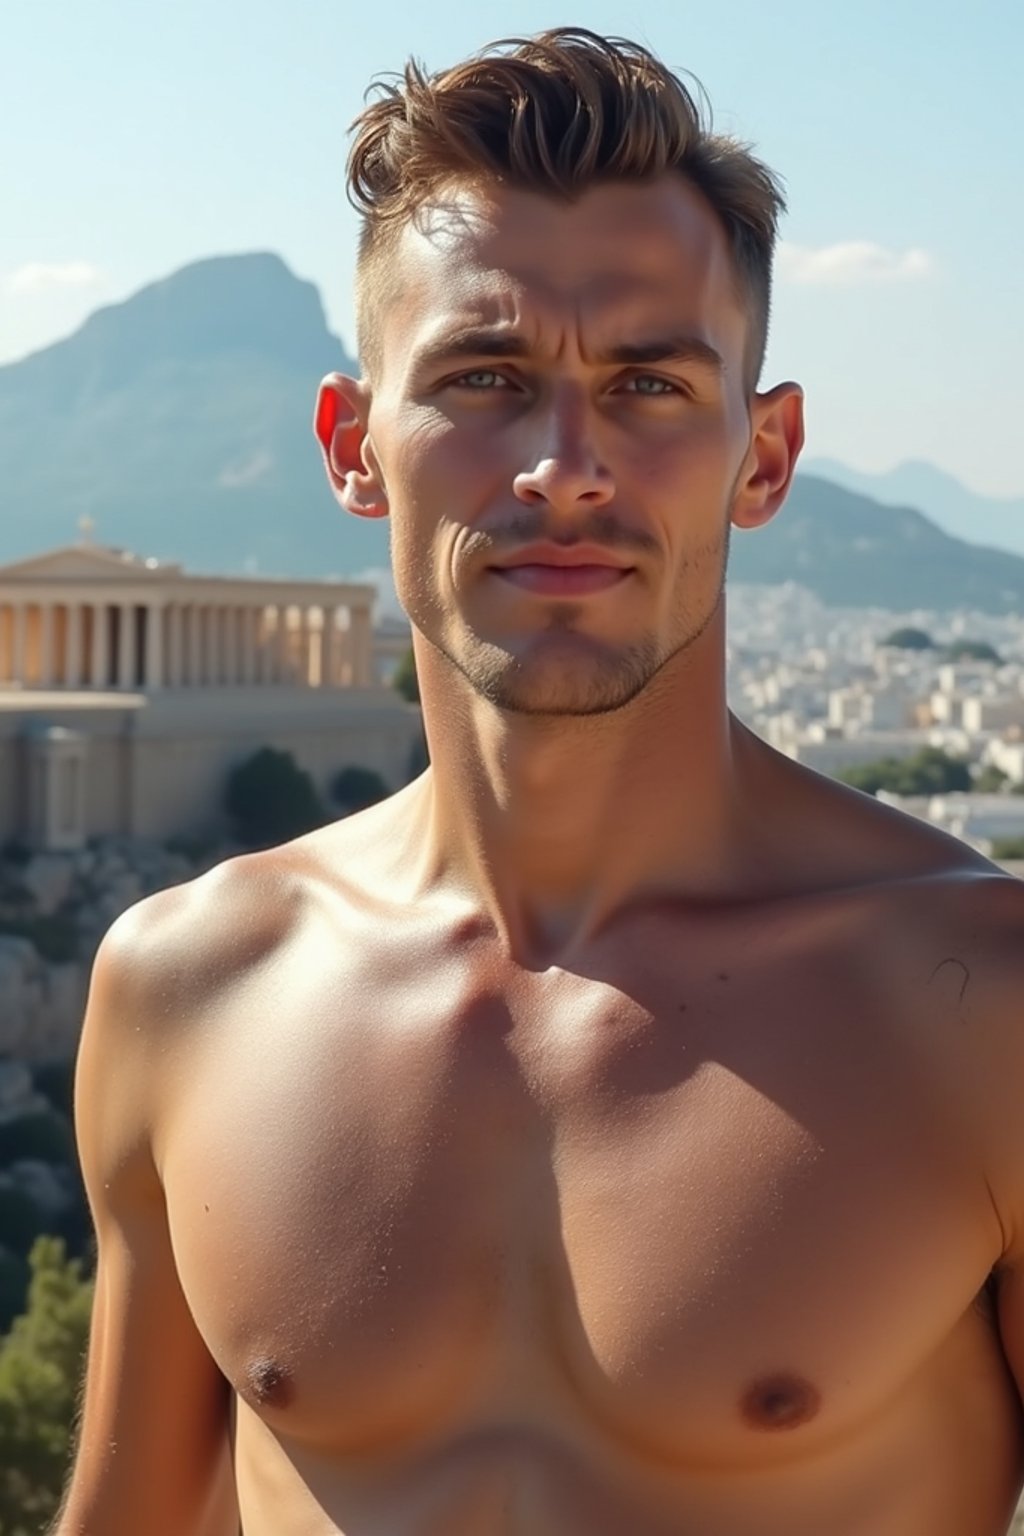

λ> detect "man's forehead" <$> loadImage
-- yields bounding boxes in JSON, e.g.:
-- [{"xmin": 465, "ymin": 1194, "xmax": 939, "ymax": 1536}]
[{"xmin": 388, "ymin": 180, "xmax": 741, "ymax": 363}]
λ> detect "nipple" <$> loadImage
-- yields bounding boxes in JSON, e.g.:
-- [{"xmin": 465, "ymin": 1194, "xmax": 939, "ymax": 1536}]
[
  {"xmin": 740, "ymin": 1373, "xmax": 821, "ymax": 1431},
  {"xmin": 244, "ymin": 1356, "xmax": 294, "ymax": 1411}
]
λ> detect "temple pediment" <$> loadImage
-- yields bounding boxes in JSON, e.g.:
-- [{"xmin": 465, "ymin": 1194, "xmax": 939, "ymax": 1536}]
[{"xmin": 0, "ymin": 545, "xmax": 181, "ymax": 581}]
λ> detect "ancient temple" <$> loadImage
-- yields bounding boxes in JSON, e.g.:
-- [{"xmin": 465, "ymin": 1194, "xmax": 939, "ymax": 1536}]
[
  {"xmin": 0, "ymin": 530, "xmax": 418, "ymax": 850},
  {"xmin": 0, "ymin": 531, "xmax": 376, "ymax": 692}
]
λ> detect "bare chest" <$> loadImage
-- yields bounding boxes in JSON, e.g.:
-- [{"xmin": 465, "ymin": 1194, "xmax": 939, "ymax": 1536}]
[{"xmin": 158, "ymin": 916, "xmax": 1000, "ymax": 1466}]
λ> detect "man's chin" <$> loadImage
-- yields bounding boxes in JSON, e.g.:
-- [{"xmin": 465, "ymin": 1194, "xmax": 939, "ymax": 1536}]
[
  {"xmin": 466, "ymin": 667, "xmax": 656, "ymax": 719},
  {"xmin": 424, "ymin": 628, "xmax": 663, "ymax": 714}
]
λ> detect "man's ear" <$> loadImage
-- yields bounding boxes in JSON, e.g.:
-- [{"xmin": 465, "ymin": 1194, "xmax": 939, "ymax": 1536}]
[
  {"xmin": 730, "ymin": 381, "xmax": 805, "ymax": 531},
  {"xmin": 313, "ymin": 372, "xmax": 389, "ymax": 520}
]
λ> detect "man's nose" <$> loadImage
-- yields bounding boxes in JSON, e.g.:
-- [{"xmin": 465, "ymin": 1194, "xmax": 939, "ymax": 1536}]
[{"xmin": 512, "ymin": 396, "xmax": 615, "ymax": 511}]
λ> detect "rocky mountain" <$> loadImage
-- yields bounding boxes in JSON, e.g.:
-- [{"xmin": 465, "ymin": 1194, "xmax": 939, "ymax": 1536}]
[
  {"xmin": 0, "ymin": 252, "xmax": 384, "ymax": 579},
  {"xmin": 4, "ymin": 252, "xmax": 1024, "ymax": 614},
  {"xmin": 731, "ymin": 476, "xmax": 1024, "ymax": 613},
  {"xmin": 801, "ymin": 457, "xmax": 1024, "ymax": 557}
]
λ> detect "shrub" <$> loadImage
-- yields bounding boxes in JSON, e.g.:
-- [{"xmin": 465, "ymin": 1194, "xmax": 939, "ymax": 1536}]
[
  {"xmin": 974, "ymin": 765, "xmax": 1009, "ymax": 793},
  {"xmin": 223, "ymin": 747, "xmax": 327, "ymax": 850},
  {"xmin": 944, "ymin": 639, "xmax": 1001, "ymax": 664},
  {"xmin": 881, "ymin": 627, "xmax": 935, "ymax": 650},
  {"xmin": 392, "ymin": 645, "xmax": 420, "ymax": 703},
  {"xmin": 837, "ymin": 747, "xmax": 972, "ymax": 798},
  {"xmin": 330, "ymin": 766, "xmax": 390, "ymax": 815},
  {"xmin": 0, "ymin": 1236, "xmax": 94, "ymax": 1530}
]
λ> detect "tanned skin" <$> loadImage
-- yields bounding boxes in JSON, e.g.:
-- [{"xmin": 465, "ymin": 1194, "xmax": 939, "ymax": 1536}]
[{"xmin": 59, "ymin": 174, "xmax": 1024, "ymax": 1535}]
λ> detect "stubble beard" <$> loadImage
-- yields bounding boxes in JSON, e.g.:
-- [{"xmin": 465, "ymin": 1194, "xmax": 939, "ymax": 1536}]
[{"xmin": 409, "ymin": 520, "xmax": 732, "ymax": 720}]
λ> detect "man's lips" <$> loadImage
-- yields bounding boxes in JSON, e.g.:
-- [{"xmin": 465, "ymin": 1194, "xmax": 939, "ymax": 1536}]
[{"xmin": 491, "ymin": 564, "xmax": 633, "ymax": 595}]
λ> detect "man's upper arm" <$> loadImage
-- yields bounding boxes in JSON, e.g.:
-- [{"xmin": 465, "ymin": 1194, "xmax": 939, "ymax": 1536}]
[{"xmin": 57, "ymin": 900, "xmax": 238, "ymax": 1536}]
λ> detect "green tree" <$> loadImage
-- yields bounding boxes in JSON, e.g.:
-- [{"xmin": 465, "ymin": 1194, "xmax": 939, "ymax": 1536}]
[
  {"xmin": 944, "ymin": 639, "xmax": 1002, "ymax": 664},
  {"xmin": 224, "ymin": 747, "xmax": 327, "ymax": 850},
  {"xmin": 881, "ymin": 626, "xmax": 935, "ymax": 650},
  {"xmin": 837, "ymin": 747, "xmax": 972, "ymax": 797},
  {"xmin": 330, "ymin": 765, "xmax": 390, "ymax": 815},
  {"xmin": 838, "ymin": 756, "xmax": 905, "ymax": 797},
  {"xmin": 0, "ymin": 1236, "xmax": 94, "ymax": 1535},
  {"xmin": 392, "ymin": 645, "xmax": 420, "ymax": 704},
  {"xmin": 974, "ymin": 764, "xmax": 1009, "ymax": 793}
]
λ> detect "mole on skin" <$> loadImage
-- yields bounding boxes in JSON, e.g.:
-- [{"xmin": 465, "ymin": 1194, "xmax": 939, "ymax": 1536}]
[
  {"xmin": 245, "ymin": 1357, "xmax": 293, "ymax": 1409},
  {"xmin": 740, "ymin": 1374, "xmax": 822, "ymax": 1431}
]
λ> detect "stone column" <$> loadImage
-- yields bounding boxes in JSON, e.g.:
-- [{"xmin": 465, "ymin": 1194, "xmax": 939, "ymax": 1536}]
[
  {"xmin": 66, "ymin": 603, "xmax": 82, "ymax": 688},
  {"xmin": 349, "ymin": 603, "xmax": 375, "ymax": 687},
  {"xmin": 12, "ymin": 603, "xmax": 26, "ymax": 685},
  {"xmin": 38, "ymin": 604, "xmax": 55, "ymax": 687},
  {"xmin": 225, "ymin": 605, "xmax": 239, "ymax": 685},
  {"xmin": 193, "ymin": 606, "xmax": 204, "ymax": 685},
  {"xmin": 340, "ymin": 606, "xmax": 354, "ymax": 687},
  {"xmin": 168, "ymin": 605, "xmax": 183, "ymax": 687},
  {"xmin": 118, "ymin": 603, "xmax": 136, "ymax": 688},
  {"xmin": 206, "ymin": 605, "xmax": 220, "ymax": 685},
  {"xmin": 243, "ymin": 608, "xmax": 257, "ymax": 685},
  {"xmin": 258, "ymin": 608, "xmax": 273, "ymax": 684},
  {"xmin": 295, "ymin": 606, "xmax": 309, "ymax": 686},
  {"xmin": 91, "ymin": 603, "xmax": 108, "ymax": 687},
  {"xmin": 274, "ymin": 605, "xmax": 290, "ymax": 683},
  {"xmin": 318, "ymin": 607, "xmax": 334, "ymax": 688},
  {"xmin": 332, "ymin": 610, "xmax": 346, "ymax": 687},
  {"xmin": 145, "ymin": 604, "xmax": 163, "ymax": 689},
  {"xmin": 188, "ymin": 605, "xmax": 202, "ymax": 686}
]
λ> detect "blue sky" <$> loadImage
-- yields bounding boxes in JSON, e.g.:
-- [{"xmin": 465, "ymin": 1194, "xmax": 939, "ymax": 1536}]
[{"xmin": 4, "ymin": 0, "xmax": 1022, "ymax": 495}]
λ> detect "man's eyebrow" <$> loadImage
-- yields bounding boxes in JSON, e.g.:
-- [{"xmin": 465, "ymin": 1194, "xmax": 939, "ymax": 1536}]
[
  {"xmin": 409, "ymin": 328, "xmax": 726, "ymax": 375},
  {"xmin": 597, "ymin": 334, "xmax": 726, "ymax": 373}
]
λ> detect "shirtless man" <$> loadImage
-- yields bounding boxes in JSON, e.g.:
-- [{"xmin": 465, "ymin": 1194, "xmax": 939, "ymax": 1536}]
[{"xmin": 55, "ymin": 25, "xmax": 1024, "ymax": 1536}]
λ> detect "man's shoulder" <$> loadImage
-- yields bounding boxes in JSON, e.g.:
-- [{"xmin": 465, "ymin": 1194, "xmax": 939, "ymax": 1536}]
[
  {"xmin": 97, "ymin": 842, "xmax": 313, "ymax": 1027},
  {"xmin": 781, "ymin": 750, "xmax": 1007, "ymax": 892}
]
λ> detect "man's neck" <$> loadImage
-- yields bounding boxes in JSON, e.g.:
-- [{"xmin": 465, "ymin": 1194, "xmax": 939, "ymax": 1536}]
[{"xmin": 401, "ymin": 619, "xmax": 762, "ymax": 968}]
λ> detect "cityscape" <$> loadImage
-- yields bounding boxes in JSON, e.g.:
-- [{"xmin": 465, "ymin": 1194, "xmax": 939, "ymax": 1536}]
[{"xmin": 728, "ymin": 582, "xmax": 1024, "ymax": 863}]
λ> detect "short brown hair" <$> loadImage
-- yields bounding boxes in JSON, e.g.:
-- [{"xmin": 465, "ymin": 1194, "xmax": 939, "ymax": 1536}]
[{"xmin": 347, "ymin": 27, "xmax": 787, "ymax": 395}]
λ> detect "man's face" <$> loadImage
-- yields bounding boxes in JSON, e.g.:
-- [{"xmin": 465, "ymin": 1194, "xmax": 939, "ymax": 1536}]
[{"xmin": 363, "ymin": 175, "xmax": 766, "ymax": 717}]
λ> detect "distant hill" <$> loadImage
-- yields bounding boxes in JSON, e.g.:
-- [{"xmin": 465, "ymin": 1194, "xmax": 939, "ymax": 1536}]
[
  {"xmin": 731, "ymin": 476, "xmax": 1024, "ymax": 613},
  {"xmin": 0, "ymin": 251, "xmax": 388, "ymax": 579},
  {"xmin": 800, "ymin": 457, "xmax": 1024, "ymax": 557},
  {"xmin": 4, "ymin": 252, "xmax": 1024, "ymax": 615}
]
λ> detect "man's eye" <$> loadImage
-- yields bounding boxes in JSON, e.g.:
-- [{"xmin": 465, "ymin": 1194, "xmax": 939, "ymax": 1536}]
[
  {"xmin": 623, "ymin": 374, "xmax": 681, "ymax": 396},
  {"xmin": 452, "ymin": 370, "xmax": 509, "ymax": 389}
]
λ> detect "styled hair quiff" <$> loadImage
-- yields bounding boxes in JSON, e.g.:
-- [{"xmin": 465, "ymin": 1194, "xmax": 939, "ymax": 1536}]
[{"xmin": 347, "ymin": 27, "xmax": 787, "ymax": 395}]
